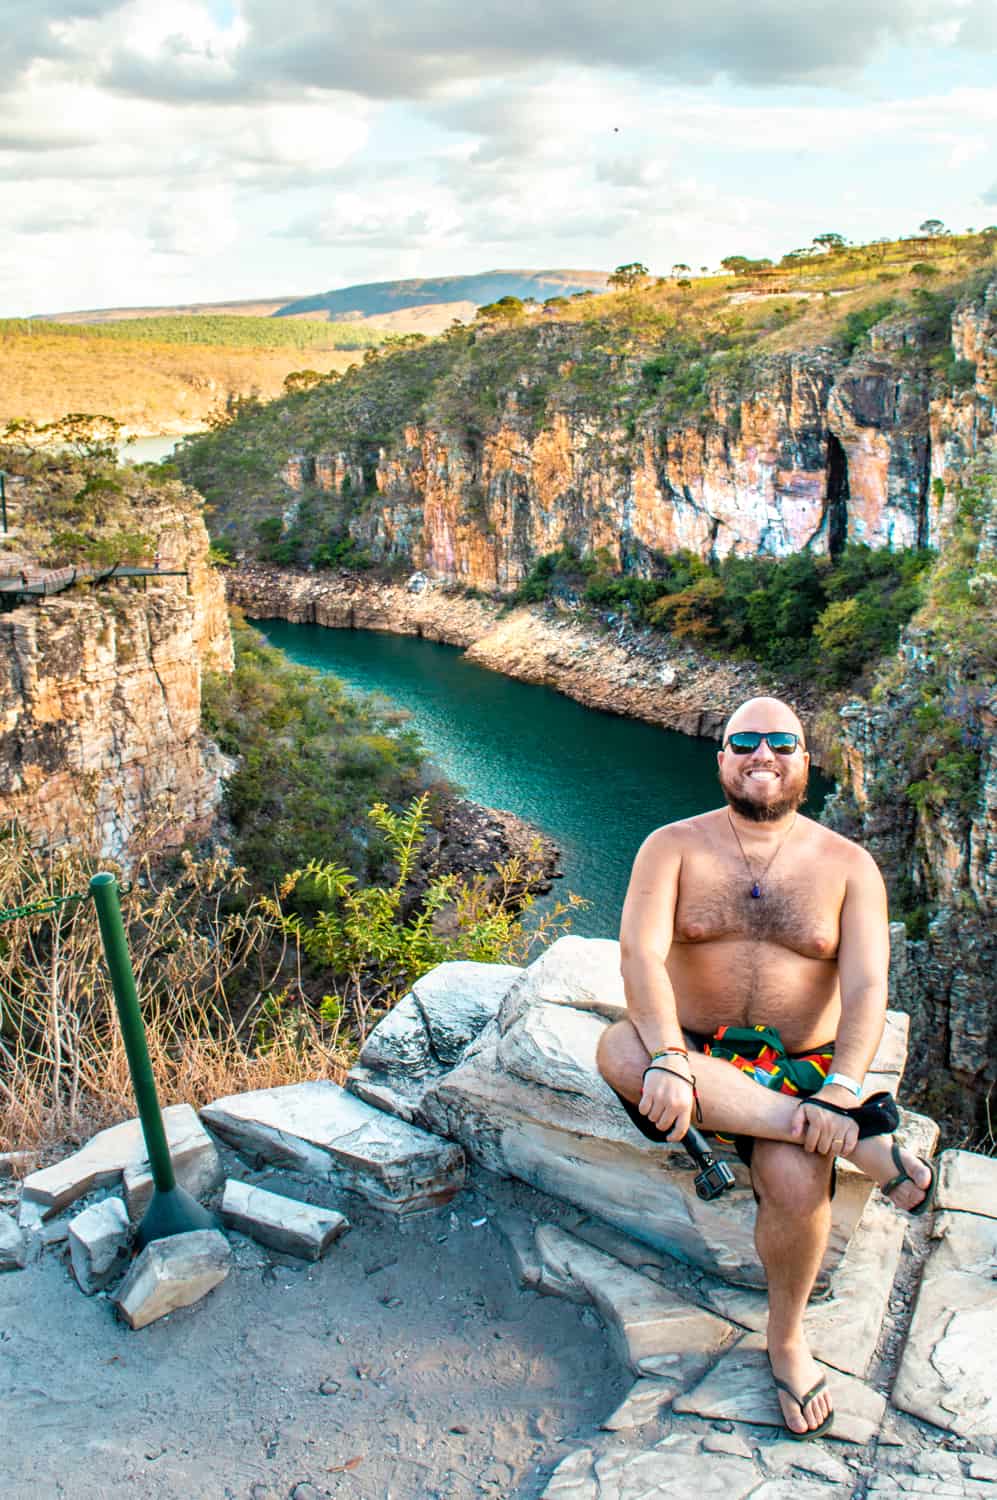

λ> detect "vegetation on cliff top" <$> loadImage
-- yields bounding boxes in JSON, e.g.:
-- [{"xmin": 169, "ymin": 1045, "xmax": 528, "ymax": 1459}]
[
  {"xmin": 176, "ymin": 230, "xmax": 997, "ymax": 565},
  {"xmin": 514, "ymin": 542, "xmax": 934, "ymax": 689}
]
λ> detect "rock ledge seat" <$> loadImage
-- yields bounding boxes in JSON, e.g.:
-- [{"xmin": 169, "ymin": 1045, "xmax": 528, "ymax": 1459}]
[{"xmin": 347, "ymin": 937, "xmax": 934, "ymax": 1288}]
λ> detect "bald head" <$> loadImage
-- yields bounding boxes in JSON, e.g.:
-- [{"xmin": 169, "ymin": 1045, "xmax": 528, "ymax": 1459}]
[{"xmin": 722, "ymin": 697, "xmax": 806, "ymax": 748}]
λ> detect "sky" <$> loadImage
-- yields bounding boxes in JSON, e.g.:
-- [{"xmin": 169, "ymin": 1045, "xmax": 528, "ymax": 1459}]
[{"xmin": 2, "ymin": 0, "xmax": 997, "ymax": 317}]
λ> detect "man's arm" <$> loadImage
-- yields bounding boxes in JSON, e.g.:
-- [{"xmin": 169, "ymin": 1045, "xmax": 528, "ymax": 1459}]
[
  {"xmin": 619, "ymin": 826, "xmax": 694, "ymax": 1138},
  {"xmin": 794, "ymin": 846, "xmax": 891, "ymax": 1156}
]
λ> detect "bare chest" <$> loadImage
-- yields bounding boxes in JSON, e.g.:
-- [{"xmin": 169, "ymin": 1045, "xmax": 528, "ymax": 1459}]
[{"xmin": 673, "ymin": 866, "xmax": 841, "ymax": 961}]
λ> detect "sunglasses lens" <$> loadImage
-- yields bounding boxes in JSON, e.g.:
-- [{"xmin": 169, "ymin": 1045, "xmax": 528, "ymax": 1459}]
[{"xmin": 726, "ymin": 732, "xmax": 799, "ymax": 754}]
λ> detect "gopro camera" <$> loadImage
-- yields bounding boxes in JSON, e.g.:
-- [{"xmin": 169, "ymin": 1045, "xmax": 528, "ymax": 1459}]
[{"xmin": 682, "ymin": 1126, "xmax": 736, "ymax": 1200}]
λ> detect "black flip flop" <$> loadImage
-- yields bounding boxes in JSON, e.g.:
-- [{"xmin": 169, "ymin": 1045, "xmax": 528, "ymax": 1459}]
[
  {"xmin": 881, "ymin": 1141, "xmax": 936, "ymax": 1217},
  {"xmin": 771, "ymin": 1371, "xmax": 834, "ymax": 1441}
]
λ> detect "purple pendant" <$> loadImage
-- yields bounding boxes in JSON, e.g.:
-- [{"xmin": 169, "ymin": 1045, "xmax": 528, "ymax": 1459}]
[{"xmin": 751, "ymin": 883, "xmax": 762, "ymax": 899}]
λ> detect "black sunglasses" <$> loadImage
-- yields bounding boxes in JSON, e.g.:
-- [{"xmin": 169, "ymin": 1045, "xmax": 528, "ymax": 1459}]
[{"xmin": 723, "ymin": 731, "xmax": 803, "ymax": 755}]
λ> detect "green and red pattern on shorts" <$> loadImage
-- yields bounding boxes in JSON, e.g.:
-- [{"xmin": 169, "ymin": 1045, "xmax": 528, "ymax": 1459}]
[{"xmin": 692, "ymin": 1023, "xmax": 835, "ymax": 1150}]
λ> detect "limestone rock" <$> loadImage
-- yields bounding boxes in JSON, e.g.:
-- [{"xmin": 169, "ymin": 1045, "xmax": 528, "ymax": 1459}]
[
  {"xmin": 600, "ymin": 1378, "xmax": 675, "ymax": 1431},
  {"xmin": 123, "ymin": 1115, "xmax": 223, "ymax": 1221},
  {"xmin": 68, "ymin": 1197, "xmax": 131, "ymax": 1293},
  {"xmin": 419, "ymin": 1008, "xmax": 874, "ymax": 1289},
  {"xmin": 936, "ymin": 1149, "xmax": 997, "ymax": 1218},
  {"xmin": 201, "ymin": 1080, "xmax": 464, "ymax": 1214},
  {"xmin": 220, "ymin": 1180, "xmax": 348, "ymax": 1261},
  {"xmin": 351, "ymin": 960, "xmax": 522, "ymax": 1119},
  {"xmin": 535, "ymin": 1225, "xmax": 738, "ymax": 1379},
  {"xmin": 671, "ymin": 1332, "xmax": 887, "ymax": 1444},
  {"xmin": 694, "ymin": 1196, "xmax": 906, "ymax": 1379},
  {"xmin": 0, "ymin": 495, "xmax": 231, "ymax": 863},
  {"xmin": 114, "ymin": 1229, "xmax": 231, "ymax": 1329},
  {"xmin": 544, "ymin": 1443, "xmax": 761, "ymax": 1500},
  {"xmin": 0, "ymin": 1210, "xmax": 27, "ymax": 1271},
  {"xmin": 497, "ymin": 936, "xmax": 627, "ymax": 1029},
  {"xmin": 21, "ymin": 1103, "xmax": 221, "ymax": 1219},
  {"xmin": 892, "ymin": 1212, "xmax": 997, "ymax": 1437},
  {"xmin": 493, "ymin": 1210, "xmax": 542, "ymax": 1289}
]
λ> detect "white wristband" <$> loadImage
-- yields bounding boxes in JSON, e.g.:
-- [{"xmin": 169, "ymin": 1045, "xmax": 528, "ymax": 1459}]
[{"xmin": 825, "ymin": 1071, "xmax": 862, "ymax": 1097}]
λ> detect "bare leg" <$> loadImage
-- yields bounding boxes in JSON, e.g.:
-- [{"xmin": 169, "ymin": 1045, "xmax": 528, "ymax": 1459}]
[
  {"xmin": 752, "ymin": 1141, "xmax": 834, "ymax": 1435},
  {"xmin": 597, "ymin": 1020, "xmax": 934, "ymax": 1209}
]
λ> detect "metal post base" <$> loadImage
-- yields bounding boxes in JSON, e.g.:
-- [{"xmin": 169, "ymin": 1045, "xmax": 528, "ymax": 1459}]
[{"xmin": 136, "ymin": 1186, "xmax": 217, "ymax": 1250}]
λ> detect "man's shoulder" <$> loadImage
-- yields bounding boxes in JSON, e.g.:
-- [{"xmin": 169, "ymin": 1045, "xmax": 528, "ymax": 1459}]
[
  {"xmin": 804, "ymin": 816, "xmax": 881, "ymax": 875},
  {"xmin": 639, "ymin": 809, "xmax": 724, "ymax": 850}
]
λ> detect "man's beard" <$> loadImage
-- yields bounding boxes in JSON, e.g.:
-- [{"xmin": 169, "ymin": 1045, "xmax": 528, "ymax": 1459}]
[{"xmin": 720, "ymin": 769, "xmax": 809, "ymax": 823}]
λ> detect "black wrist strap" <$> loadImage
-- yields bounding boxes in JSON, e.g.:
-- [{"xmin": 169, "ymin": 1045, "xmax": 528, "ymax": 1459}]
[{"xmin": 642, "ymin": 1064, "xmax": 704, "ymax": 1124}]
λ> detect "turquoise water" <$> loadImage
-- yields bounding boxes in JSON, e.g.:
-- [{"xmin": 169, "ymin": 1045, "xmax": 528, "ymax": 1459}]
[{"xmin": 258, "ymin": 619, "xmax": 833, "ymax": 939}]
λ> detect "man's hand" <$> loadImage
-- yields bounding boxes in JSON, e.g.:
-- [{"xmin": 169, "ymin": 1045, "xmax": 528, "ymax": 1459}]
[
  {"xmin": 638, "ymin": 1060, "xmax": 695, "ymax": 1141},
  {"xmin": 791, "ymin": 1085, "xmax": 860, "ymax": 1157}
]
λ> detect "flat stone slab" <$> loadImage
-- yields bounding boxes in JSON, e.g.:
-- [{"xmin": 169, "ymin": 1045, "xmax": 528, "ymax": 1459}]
[
  {"xmin": 892, "ymin": 1208, "xmax": 997, "ymax": 1437},
  {"xmin": 543, "ymin": 1441, "xmax": 762, "ymax": 1499},
  {"xmin": 696, "ymin": 1196, "xmax": 906, "ymax": 1379},
  {"xmin": 201, "ymin": 1080, "xmax": 464, "ymax": 1214},
  {"xmin": 671, "ymin": 1332, "xmax": 887, "ymax": 1444},
  {"xmin": 114, "ymin": 1229, "xmax": 231, "ymax": 1330},
  {"xmin": 0, "ymin": 1210, "xmax": 27, "ymax": 1271},
  {"xmin": 220, "ymin": 1179, "xmax": 349, "ymax": 1260},
  {"xmin": 936, "ymin": 1149, "xmax": 997, "ymax": 1218},
  {"xmin": 498, "ymin": 935, "xmax": 628, "ymax": 1029},
  {"xmin": 21, "ymin": 1104, "xmax": 222, "ymax": 1219},
  {"xmin": 535, "ymin": 1224, "xmax": 738, "ymax": 1379},
  {"xmin": 68, "ymin": 1197, "xmax": 131, "ymax": 1294},
  {"xmin": 600, "ymin": 1377, "xmax": 675, "ymax": 1431}
]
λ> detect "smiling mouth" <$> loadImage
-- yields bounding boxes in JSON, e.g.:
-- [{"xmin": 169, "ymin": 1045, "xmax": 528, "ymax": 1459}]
[{"xmin": 744, "ymin": 769, "xmax": 780, "ymax": 781}]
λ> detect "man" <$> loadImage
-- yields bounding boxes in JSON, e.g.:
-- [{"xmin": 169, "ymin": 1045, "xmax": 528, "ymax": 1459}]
[{"xmin": 596, "ymin": 696, "xmax": 933, "ymax": 1439}]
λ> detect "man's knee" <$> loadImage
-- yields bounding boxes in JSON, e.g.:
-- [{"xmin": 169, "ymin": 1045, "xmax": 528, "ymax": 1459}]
[
  {"xmin": 752, "ymin": 1143, "xmax": 832, "ymax": 1217},
  {"xmin": 596, "ymin": 1018, "xmax": 643, "ymax": 1088}
]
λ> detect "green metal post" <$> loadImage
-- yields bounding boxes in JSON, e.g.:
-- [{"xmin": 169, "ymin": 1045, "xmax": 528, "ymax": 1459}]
[
  {"xmin": 89, "ymin": 873, "xmax": 215, "ymax": 1248},
  {"xmin": 0, "ymin": 471, "xmax": 7, "ymax": 535}
]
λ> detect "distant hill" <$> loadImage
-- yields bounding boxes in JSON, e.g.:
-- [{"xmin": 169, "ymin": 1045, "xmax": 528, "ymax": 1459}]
[
  {"xmin": 35, "ymin": 296, "xmax": 303, "ymax": 325},
  {"xmin": 35, "ymin": 271, "xmax": 610, "ymax": 327},
  {"xmin": 275, "ymin": 270, "xmax": 610, "ymax": 321}
]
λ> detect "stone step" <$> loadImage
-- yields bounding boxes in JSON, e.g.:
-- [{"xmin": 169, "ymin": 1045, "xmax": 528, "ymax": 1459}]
[
  {"xmin": 891, "ymin": 1162, "xmax": 997, "ymax": 1439},
  {"xmin": 20, "ymin": 1103, "xmax": 222, "ymax": 1220},
  {"xmin": 200, "ymin": 1080, "xmax": 465, "ymax": 1215}
]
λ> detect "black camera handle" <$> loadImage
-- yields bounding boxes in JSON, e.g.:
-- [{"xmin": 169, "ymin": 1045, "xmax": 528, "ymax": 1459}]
[{"xmin": 681, "ymin": 1125, "xmax": 737, "ymax": 1200}]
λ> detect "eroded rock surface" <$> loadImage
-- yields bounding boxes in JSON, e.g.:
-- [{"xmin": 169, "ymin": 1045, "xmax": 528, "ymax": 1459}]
[
  {"xmin": 114, "ymin": 1228, "xmax": 231, "ymax": 1330},
  {"xmin": 21, "ymin": 1103, "xmax": 221, "ymax": 1219},
  {"xmin": 201, "ymin": 1080, "xmax": 465, "ymax": 1214}
]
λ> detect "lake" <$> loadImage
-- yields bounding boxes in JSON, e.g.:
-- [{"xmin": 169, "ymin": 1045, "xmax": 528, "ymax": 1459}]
[{"xmin": 258, "ymin": 619, "xmax": 833, "ymax": 940}]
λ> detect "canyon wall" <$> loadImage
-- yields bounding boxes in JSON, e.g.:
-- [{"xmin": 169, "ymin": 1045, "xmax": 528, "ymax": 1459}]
[
  {"xmin": 0, "ymin": 497, "xmax": 233, "ymax": 862},
  {"xmin": 277, "ymin": 279, "xmax": 995, "ymax": 589}
]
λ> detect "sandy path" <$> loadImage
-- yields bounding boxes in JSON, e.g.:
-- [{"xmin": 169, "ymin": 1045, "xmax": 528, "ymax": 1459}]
[{"xmin": 1, "ymin": 1165, "xmax": 626, "ymax": 1500}]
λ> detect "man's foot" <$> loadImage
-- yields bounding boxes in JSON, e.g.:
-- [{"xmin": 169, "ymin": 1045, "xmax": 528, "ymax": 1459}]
[
  {"xmin": 879, "ymin": 1142, "xmax": 935, "ymax": 1215},
  {"xmin": 767, "ymin": 1340, "xmax": 834, "ymax": 1438}
]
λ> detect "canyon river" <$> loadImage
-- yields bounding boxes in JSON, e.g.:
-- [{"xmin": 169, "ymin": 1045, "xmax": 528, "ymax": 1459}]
[{"xmin": 259, "ymin": 619, "xmax": 834, "ymax": 939}]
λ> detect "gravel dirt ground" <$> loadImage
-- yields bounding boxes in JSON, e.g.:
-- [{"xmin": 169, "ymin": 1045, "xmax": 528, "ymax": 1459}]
[{"xmin": 1, "ymin": 1161, "xmax": 627, "ymax": 1500}]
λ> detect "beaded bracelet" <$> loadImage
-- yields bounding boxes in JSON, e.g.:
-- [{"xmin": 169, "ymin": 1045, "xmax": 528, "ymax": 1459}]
[{"xmin": 642, "ymin": 1062, "xmax": 704, "ymax": 1124}]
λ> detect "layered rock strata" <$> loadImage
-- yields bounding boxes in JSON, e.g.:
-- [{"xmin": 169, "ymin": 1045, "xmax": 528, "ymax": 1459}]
[
  {"xmin": 0, "ymin": 498, "xmax": 232, "ymax": 861},
  {"xmin": 274, "ymin": 279, "xmax": 995, "ymax": 587}
]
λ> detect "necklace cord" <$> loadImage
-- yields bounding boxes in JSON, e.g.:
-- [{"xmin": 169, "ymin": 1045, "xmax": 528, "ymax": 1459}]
[{"xmin": 727, "ymin": 811, "xmax": 797, "ymax": 896}]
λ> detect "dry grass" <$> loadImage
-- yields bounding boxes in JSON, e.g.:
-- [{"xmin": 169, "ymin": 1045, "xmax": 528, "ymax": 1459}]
[
  {"xmin": 0, "ymin": 829, "xmax": 347, "ymax": 1158},
  {"xmin": 0, "ymin": 335, "xmax": 360, "ymax": 432}
]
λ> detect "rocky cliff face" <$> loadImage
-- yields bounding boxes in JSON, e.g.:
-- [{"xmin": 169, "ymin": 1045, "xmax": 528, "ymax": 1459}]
[
  {"xmin": 0, "ymin": 498, "xmax": 233, "ymax": 862},
  {"xmin": 275, "ymin": 278, "xmax": 996, "ymax": 588},
  {"xmin": 824, "ymin": 315, "xmax": 996, "ymax": 1131}
]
